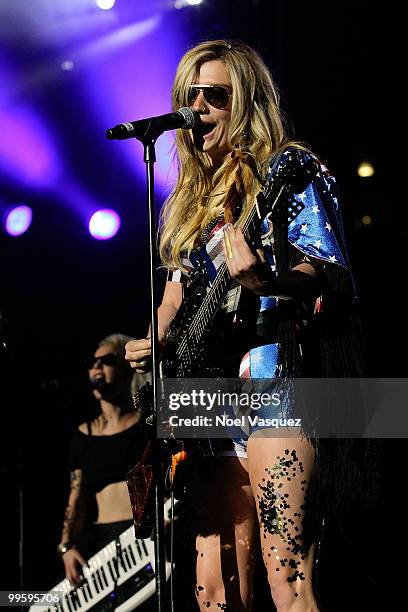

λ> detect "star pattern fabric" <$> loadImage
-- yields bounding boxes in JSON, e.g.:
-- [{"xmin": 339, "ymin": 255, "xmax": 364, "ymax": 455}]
[
  {"xmin": 239, "ymin": 344, "xmax": 279, "ymax": 379},
  {"xmin": 285, "ymin": 153, "xmax": 350, "ymax": 270},
  {"xmin": 244, "ymin": 149, "xmax": 352, "ymax": 380}
]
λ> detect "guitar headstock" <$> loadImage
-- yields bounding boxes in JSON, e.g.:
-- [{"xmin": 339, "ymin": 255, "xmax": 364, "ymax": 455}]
[
  {"xmin": 263, "ymin": 149, "xmax": 318, "ymax": 197},
  {"xmin": 132, "ymin": 380, "xmax": 153, "ymax": 413},
  {"xmin": 257, "ymin": 148, "xmax": 318, "ymax": 223}
]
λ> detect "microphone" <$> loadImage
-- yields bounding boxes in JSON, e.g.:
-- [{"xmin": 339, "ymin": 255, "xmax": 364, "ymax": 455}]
[
  {"xmin": 89, "ymin": 377, "xmax": 107, "ymax": 389},
  {"xmin": 105, "ymin": 107, "xmax": 199, "ymax": 141}
]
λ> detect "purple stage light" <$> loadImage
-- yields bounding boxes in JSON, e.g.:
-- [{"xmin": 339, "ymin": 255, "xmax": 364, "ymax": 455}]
[
  {"xmin": 0, "ymin": 52, "xmax": 61, "ymax": 189},
  {"xmin": 96, "ymin": 0, "xmax": 116, "ymax": 10},
  {"xmin": 4, "ymin": 205, "xmax": 33, "ymax": 237},
  {"xmin": 0, "ymin": 105, "xmax": 60, "ymax": 188},
  {"xmin": 61, "ymin": 60, "xmax": 74, "ymax": 71},
  {"xmin": 82, "ymin": 10, "xmax": 186, "ymax": 189},
  {"xmin": 89, "ymin": 209, "xmax": 121, "ymax": 240}
]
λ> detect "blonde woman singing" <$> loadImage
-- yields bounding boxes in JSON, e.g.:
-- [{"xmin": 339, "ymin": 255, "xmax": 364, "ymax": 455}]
[{"xmin": 126, "ymin": 40, "xmax": 364, "ymax": 612}]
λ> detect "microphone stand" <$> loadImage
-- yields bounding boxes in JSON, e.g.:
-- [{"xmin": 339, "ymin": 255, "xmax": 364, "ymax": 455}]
[
  {"xmin": 111, "ymin": 129, "xmax": 167, "ymax": 611},
  {"xmin": 142, "ymin": 136, "xmax": 167, "ymax": 612}
]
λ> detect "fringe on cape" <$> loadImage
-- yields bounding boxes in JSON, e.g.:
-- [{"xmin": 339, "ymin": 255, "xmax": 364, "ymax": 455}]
[{"xmin": 273, "ymin": 213, "xmax": 380, "ymax": 549}]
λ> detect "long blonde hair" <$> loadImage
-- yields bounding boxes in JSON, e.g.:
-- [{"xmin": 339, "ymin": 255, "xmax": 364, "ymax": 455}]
[{"xmin": 159, "ymin": 39, "xmax": 298, "ymax": 271}]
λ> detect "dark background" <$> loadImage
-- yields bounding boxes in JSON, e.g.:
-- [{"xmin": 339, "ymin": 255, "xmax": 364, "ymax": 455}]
[{"xmin": 0, "ymin": 1, "xmax": 400, "ymax": 610}]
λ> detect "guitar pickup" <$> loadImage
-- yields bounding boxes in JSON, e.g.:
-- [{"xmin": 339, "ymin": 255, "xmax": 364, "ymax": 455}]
[{"xmin": 220, "ymin": 285, "xmax": 241, "ymax": 313}]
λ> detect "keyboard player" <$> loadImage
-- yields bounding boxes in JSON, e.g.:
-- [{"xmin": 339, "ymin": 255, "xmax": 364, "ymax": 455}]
[{"xmin": 58, "ymin": 333, "xmax": 150, "ymax": 586}]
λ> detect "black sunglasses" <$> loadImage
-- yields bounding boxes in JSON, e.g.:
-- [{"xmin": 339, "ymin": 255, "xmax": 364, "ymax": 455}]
[
  {"xmin": 188, "ymin": 84, "xmax": 231, "ymax": 110},
  {"xmin": 85, "ymin": 353, "xmax": 119, "ymax": 369}
]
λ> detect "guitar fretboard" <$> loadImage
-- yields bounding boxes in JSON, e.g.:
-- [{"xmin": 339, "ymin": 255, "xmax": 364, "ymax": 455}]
[{"xmin": 177, "ymin": 183, "xmax": 287, "ymax": 356}]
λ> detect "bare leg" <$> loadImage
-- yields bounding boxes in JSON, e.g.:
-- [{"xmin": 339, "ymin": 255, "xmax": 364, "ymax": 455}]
[
  {"xmin": 194, "ymin": 457, "xmax": 258, "ymax": 611},
  {"xmin": 247, "ymin": 434, "xmax": 319, "ymax": 612}
]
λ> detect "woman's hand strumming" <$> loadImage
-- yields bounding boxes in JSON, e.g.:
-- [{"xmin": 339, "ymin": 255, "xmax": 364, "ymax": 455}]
[{"xmin": 223, "ymin": 225, "xmax": 268, "ymax": 295}]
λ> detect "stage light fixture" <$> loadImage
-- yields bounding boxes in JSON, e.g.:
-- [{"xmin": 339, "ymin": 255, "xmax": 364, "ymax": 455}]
[
  {"xmin": 362, "ymin": 215, "xmax": 372, "ymax": 226},
  {"xmin": 96, "ymin": 0, "xmax": 116, "ymax": 10},
  {"xmin": 4, "ymin": 205, "xmax": 33, "ymax": 237},
  {"xmin": 89, "ymin": 209, "xmax": 121, "ymax": 240},
  {"xmin": 175, "ymin": 0, "xmax": 203, "ymax": 8},
  {"xmin": 61, "ymin": 60, "xmax": 74, "ymax": 71},
  {"xmin": 357, "ymin": 161, "xmax": 375, "ymax": 178}
]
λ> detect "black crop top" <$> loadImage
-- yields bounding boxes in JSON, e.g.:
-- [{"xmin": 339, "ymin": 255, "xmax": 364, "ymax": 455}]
[{"xmin": 69, "ymin": 422, "xmax": 148, "ymax": 493}]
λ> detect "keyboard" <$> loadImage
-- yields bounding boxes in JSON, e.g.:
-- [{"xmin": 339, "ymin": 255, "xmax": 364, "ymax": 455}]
[{"xmin": 32, "ymin": 501, "xmax": 174, "ymax": 612}]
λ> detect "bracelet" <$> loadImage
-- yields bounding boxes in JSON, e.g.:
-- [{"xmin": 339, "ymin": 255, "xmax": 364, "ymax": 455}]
[{"xmin": 57, "ymin": 542, "xmax": 76, "ymax": 557}]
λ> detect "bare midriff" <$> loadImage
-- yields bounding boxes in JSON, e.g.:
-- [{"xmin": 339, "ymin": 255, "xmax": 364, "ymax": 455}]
[{"xmin": 95, "ymin": 481, "xmax": 133, "ymax": 523}]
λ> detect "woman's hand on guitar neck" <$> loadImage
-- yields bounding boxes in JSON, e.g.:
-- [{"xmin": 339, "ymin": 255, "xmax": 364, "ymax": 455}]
[
  {"xmin": 125, "ymin": 326, "xmax": 169, "ymax": 373},
  {"xmin": 125, "ymin": 337, "xmax": 154, "ymax": 373},
  {"xmin": 125, "ymin": 281, "xmax": 182, "ymax": 372}
]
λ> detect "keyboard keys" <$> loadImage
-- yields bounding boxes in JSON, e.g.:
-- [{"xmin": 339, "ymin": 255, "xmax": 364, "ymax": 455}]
[
  {"xmin": 134, "ymin": 540, "xmax": 143, "ymax": 560},
  {"xmin": 122, "ymin": 549, "xmax": 132, "ymax": 571},
  {"xmin": 28, "ymin": 516, "xmax": 173, "ymax": 612},
  {"xmin": 127, "ymin": 545, "xmax": 137, "ymax": 567},
  {"xmin": 100, "ymin": 566, "xmax": 110, "ymax": 588},
  {"xmin": 107, "ymin": 559, "xmax": 117, "ymax": 581}
]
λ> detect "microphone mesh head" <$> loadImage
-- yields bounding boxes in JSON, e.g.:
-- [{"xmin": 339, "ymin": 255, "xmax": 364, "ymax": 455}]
[{"xmin": 178, "ymin": 107, "xmax": 198, "ymax": 129}]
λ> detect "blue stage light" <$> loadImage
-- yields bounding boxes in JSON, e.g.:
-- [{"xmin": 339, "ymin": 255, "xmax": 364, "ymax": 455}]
[
  {"xmin": 4, "ymin": 205, "xmax": 33, "ymax": 237},
  {"xmin": 89, "ymin": 209, "xmax": 121, "ymax": 240},
  {"xmin": 96, "ymin": 0, "xmax": 116, "ymax": 10}
]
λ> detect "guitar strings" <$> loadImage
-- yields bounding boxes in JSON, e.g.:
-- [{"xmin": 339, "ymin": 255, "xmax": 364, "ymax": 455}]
[
  {"xmin": 175, "ymin": 184, "xmax": 286, "ymax": 359},
  {"xmin": 176, "ymin": 185, "xmax": 285, "ymax": 356}
]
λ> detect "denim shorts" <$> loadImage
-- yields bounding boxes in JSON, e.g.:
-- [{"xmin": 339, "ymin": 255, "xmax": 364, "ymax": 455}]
[{"xmin": 212, "ymin": 378, "xmax": 295, "ymax": 460}]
